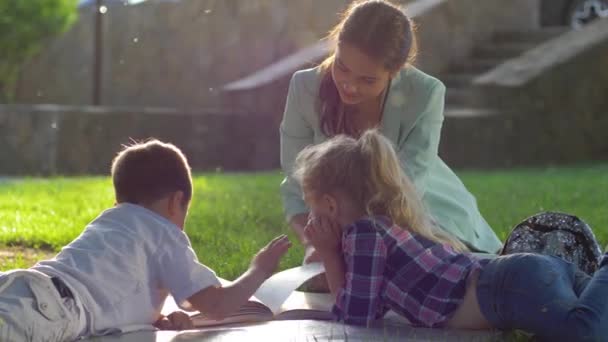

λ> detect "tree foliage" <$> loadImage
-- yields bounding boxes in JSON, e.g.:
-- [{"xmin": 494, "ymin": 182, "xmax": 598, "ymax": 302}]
[{"xmin": 0, "ymin": 0, "xmax": 78, "ymax": 101}]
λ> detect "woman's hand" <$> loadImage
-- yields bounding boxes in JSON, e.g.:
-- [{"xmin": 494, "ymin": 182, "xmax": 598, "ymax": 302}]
[
  {"xmin": 154, "ymin": 311, "xmax": 193, "ymax": 330},
  {"xmin": 304, "ymin": 215, "xmax": 342, "ymax": 256},
  {"xmin": 289, "ymin": 213, "xmax": 310, "ymax": 246}
]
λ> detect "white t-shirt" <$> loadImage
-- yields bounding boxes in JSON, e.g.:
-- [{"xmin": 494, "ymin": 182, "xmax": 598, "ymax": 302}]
[{"xmin": 33, "ymin": 203, "xmax": 220, "ymax": 335}]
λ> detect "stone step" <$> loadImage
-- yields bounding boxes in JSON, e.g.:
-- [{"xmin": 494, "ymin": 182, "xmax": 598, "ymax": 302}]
[
  {"xmin": 473, "ymin": 42, "xmax": 538, "ymax": 59},
  {"xmin": 450, "ymin": 57, "xmax": 505, "ymax": 74},
  {"xmin": 492, "ymin": 26, "xmax": 570, "ymax": 44},
  {"xmin": 445, "ymin": 87, "xmax": 476, "ymax": 106},
  {"xmin": 444, "ymin": 107, "xmax": 501, "ymax": 118},
  {"xmin": 439, "ymin": 73, "xmax": 476, "ymax": 87}
]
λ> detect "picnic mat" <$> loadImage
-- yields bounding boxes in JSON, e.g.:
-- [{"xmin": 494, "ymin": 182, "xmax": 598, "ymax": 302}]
[{"xmin": 84, "ymin": 318, "xmax": 506, "ymax": 341}]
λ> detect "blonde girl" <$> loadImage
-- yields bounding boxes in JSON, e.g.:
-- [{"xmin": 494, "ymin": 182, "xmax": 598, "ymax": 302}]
[{"xmin": 294, "ymin": 130, "xmax": 608, "ymax": 341}]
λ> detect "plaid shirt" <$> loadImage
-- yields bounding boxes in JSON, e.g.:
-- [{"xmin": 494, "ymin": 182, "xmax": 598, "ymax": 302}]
[{"xmin": 332, "ymin": 216, "xmax": 482, "ymax": 328}]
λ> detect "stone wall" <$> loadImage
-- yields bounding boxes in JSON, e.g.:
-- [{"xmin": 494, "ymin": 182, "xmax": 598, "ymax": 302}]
[
  {"xmin": 16, "ymin": 0, "xmax": 352, "ymax": 107},
  {"xmin": 413, "ymin": 0, "xmax": 540, "ymax": 72},
  {"xmin": 14, "ymin": 0, "xmax": 538, "ymax": 107},
  {"xmin": 5, "ymin": 5, "xmax": 606, "ymax": 174},
  {"xmin": 0, "ymin": 105, "xmax": 277, "ymax": 175},
  {"xmin": 221, "ymin": 0, "xmax": 542, "ymax": 133},
  {"xmin": 6, "ymin": 0, "xmax": 574, "ymax": 175},
  {"xmin": 440, "ymin": 18, "xmax": 608, "ymax": 168}
]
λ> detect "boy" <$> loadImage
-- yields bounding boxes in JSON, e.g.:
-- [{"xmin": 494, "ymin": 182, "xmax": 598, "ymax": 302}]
[{"xmin": 0, "ymin": 139, "xmax": 291, "ymax": 341}]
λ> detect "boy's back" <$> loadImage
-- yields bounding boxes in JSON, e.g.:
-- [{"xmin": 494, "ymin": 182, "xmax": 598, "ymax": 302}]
[
  {"xmin": 33, "ymin": 202, "xmax": 220, "ymax": 335},
  {"xmin": 0, "ymin": 139, "xmax": 291, "ymax": 341}
]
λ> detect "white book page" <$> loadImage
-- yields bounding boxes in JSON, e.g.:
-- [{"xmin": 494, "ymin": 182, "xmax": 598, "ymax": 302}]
[
  {"xmin": 253, "ymin": 262, "xmax": 325, "ymax": 315},
  {"xmin": 163, "ymin": 264, "xmax": 325, "ymax": 317}
]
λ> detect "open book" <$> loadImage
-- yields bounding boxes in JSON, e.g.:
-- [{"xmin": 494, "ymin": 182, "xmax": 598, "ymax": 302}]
[{"xmin": 162, "ymin": 263, "xmax": 335, "ymax": 327}]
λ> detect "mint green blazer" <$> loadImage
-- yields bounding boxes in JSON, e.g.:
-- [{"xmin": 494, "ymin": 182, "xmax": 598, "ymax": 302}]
[{"xmin": 279, "ymin": 66, "xmax": 502, "ymax": 253}]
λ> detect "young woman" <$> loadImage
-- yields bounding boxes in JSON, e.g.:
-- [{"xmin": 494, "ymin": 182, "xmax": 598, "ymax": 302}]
[
  {"xmin": 295, "ymin": 129, "xmax": 607, "ymax": 341},
  {"xmin": 279, "ymin": 0, "xmax": 502, "ymax": 267}
]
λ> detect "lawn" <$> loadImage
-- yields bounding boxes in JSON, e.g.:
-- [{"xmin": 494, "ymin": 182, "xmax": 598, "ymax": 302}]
[{"xmin": 1, "ymin": 163, "xmax": 608, "ymax": 280}]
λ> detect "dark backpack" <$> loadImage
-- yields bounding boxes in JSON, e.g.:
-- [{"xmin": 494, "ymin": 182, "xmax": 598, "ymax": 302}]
[{"xmin": 501, "ymin": 212, "xmax": 603, "ymax": 275}]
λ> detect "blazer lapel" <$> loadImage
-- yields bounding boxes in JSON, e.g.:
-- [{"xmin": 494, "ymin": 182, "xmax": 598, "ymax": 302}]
[{"xmin": 380, "ymin": 67, "xmax": 417, "ymax": 143}]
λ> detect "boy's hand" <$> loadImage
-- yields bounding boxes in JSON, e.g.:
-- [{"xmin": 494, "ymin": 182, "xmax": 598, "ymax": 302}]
[
  {"xmin": 154, "ymin": 311, "xmax": 193, "ymax": 330},
  {"xmin": 250, "ymin": 235, "xmax": 291, "ymax": 278},
  {"xmin": 304, "ymin": 215, "xmax": 342, "ymax": 256}
]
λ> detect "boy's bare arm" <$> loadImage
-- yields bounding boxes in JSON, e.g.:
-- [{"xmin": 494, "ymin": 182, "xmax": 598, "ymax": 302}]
[
  {"xmin": 187, "ymin": 235, "xmax": 291, "ymax": 320},
  {"xmin": 187, "ymin": 267, "xmax": 267, "ymax": 319}
]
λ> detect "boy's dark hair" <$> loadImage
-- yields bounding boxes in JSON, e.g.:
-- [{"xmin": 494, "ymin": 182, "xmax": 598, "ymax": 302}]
[{"xmin": 111, "ymin": 139, "xmax": 192, "ymax": 207}]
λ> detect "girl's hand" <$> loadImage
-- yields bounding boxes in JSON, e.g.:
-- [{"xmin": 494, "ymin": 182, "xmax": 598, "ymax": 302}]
[
  {"xmin": 154, "ymin": 311, "xmax": 193, "ymax": 330},
  {"xmin": 250, "ymin": 235, "xmax": 292, "ymax": 278},
  {"xmin": 304, "ymin": 215, "xmax": 342, "ymax": 256},
  {"xmin": 303, "ymin": 244, "xmax": 323, "ymax": 264}
]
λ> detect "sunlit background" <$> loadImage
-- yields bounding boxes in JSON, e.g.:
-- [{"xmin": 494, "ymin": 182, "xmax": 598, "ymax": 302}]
[{"xmin": 1, "ymin": 1, "xmax": 607, "ymax": 340}]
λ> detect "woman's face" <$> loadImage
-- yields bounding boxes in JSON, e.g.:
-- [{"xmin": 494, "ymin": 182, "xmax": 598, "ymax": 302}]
[{"xmin": 331, "ymin": 42, "xmax": 392, "ymax": 106}]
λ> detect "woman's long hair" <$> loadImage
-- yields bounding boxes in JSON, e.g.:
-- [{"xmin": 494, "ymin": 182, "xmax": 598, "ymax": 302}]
[
  {"xmin": 293, "ymin": 129, "xmax": 467, "ymax": 252},
  {"xmin": 318, "ymin": 0, "xmax": 417, "ymax": 137}
]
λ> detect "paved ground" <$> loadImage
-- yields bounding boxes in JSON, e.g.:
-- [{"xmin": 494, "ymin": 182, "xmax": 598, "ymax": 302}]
[{"xmin": 85, "ymin": 318, "xmax": 506, "ymax": 342}]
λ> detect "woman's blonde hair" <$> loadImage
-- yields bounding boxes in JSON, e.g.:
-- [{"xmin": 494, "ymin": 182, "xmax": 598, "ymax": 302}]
[{"xmin": 293, "ymin": 130, "xmax": 467, "ymax": 252}]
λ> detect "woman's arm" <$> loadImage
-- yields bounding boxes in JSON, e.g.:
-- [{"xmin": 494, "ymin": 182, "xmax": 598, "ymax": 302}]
[
  {"xmin": 280, "ymin": 72, "xmax": 314, "ymax": 243},
  {"xmin": 289, "ymin": 213, "xmax": 309, "ymax": 245},
  {"xmin": 397, "ymin": 81, "xmax": 445, "ymax": 197}
]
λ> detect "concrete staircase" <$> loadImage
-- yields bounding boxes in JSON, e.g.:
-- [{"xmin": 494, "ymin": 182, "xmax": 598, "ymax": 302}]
[{"xmin": 441, "ymin": 26, "xmax": 569, "ymax": 118}]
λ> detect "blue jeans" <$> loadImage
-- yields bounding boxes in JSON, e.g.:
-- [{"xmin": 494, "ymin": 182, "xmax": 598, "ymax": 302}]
[{"xmin": 476, "ymin": 253, "xmax": 608, "ymax": 341}]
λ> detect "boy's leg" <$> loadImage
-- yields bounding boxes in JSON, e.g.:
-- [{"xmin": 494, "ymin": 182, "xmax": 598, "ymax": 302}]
[
  {"xmin": 0, "ymin": 270, "xmax": 81, "ymax": 342},
  {"xmin": 477, "ymin": 254, "xmax": 606, "ymax": 341}
]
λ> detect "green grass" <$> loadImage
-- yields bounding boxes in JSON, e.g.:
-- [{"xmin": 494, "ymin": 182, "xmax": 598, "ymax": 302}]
[{"xmin": 1, "ymin": 164, "xmax": 608, "ymax": 279}]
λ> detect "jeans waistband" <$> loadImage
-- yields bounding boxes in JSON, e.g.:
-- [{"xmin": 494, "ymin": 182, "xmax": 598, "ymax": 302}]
[{"xmin": 475, "ymin": 259, "xmax": 505, "ymax": 329}]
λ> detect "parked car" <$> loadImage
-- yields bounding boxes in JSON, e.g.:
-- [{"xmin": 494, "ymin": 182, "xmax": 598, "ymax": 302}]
[{"xmin": 542, "ymin": 0, "xmax": 608, "ymax": 28}]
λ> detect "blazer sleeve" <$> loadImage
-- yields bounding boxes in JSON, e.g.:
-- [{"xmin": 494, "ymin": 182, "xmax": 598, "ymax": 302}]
[
  {"xmin": 279, "ymin": 73, "xmax": 314, "ymax": 220},
  {"xmin": 397, "ymin": 81, "xmax": 446, "ymax": 197}
]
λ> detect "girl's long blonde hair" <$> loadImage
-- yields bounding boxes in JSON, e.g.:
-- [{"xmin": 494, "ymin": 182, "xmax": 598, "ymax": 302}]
[{"xmin": 293, "ymin": 129, "xmax": 467, "ymax": 252}]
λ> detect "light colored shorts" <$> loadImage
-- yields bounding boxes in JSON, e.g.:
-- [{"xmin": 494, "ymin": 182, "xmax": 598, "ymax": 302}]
[{"xmin": 0, "ymin": 269, "xmax": 85, "ymax": 342}]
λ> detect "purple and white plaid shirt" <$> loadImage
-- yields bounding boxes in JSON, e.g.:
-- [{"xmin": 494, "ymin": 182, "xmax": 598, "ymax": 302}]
[{"xmin": 332, "ymin": 216, "xmax": 482, "ymax": 328}]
